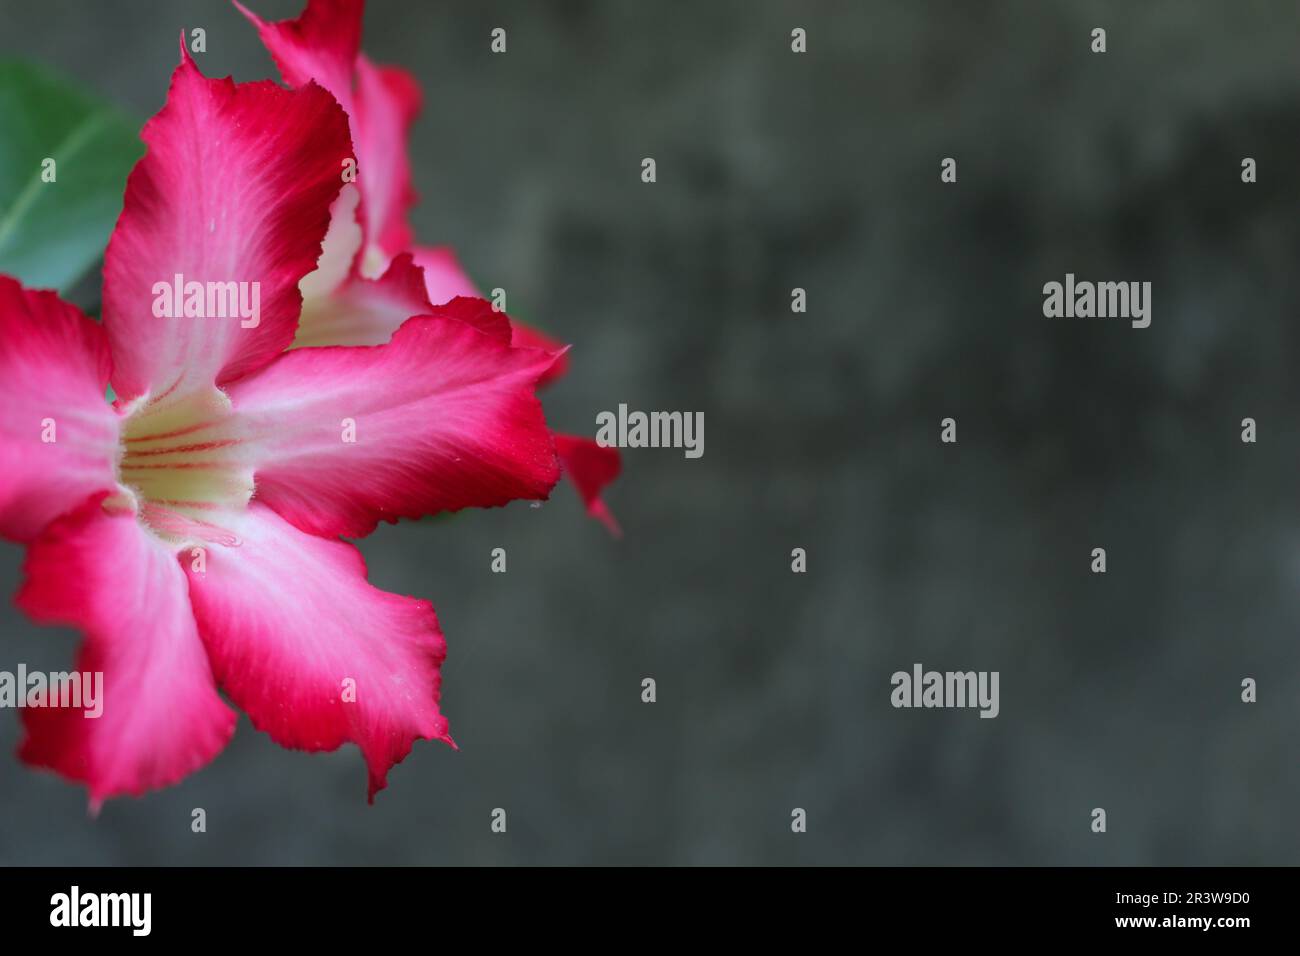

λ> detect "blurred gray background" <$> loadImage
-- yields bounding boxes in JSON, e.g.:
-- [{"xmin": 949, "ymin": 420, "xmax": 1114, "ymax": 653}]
[{"xmin": 2, "ymin": 0, "xmax": 1299, "ymax": 865}]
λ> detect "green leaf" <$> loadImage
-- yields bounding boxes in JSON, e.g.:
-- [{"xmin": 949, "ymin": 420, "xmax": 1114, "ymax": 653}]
[{"xmin": 0, "ymin": 59, "xmax": 142, "ymax": 292}]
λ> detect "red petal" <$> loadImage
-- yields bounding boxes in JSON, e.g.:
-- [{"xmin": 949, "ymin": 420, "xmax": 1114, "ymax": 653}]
[
  {"xmin": 426, "ymin": 295, "xmax": 512, "ymax": 344},
  {"xmin": 17, "ymin": 496, "xmax": 236, "ymax": 808},
  {"xmin": 183, "ymin": 502, "xmax": 449, "ymax": 801},
  {"xmin": 512, "ymin": 321, "xmax": 571, "ymax": 388},
  {"xmin": 410, "ymin": 245, "xmax": 478, "ymax": 306},
  {"xmin": 0, "ymin": 277, "xmax": 119, "ymax": 541},
  {"xmin": 410, "ymin": 246, "xmax": 571, "ymax": 386},
  {"xmin": 239, "ymin": 1, "xmax": 419, "ymax": 259},
  {"xmin": 554, "ymin": 434, "xmax": 622, "ymax": 537},
  {"xmin": 102, "ymin": 49, "xmax": 350, "ymax": 400},
  {"xmin": 227, "ymin": 314, "xmax": 561, "ymax": 538},
  {"xmin": 234, "ymin": 0, "xmax": 362, "ymax": 107},
  {"xmin": 354, "ymin": 56, "xmax": 421, "ymax": 258}
]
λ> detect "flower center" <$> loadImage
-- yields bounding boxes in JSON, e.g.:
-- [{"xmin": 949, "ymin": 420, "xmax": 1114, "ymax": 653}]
[{"xmin": 116, "ymin": 388, "xmax": 252, "ymax": 542}]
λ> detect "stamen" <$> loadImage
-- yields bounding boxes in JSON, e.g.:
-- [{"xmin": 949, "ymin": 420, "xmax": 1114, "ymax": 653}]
[
  {"xmin": 115, "ymin": 386, "xmax": 253, "ymax": 537},
  {"xmin": 139, "ymin": 503, "xmax": 242, "ymax": 547}
]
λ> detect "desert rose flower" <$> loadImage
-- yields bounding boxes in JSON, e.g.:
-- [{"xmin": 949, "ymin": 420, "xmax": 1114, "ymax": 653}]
[
  {"xmin": 237, "ymin": 0, "xmax": 623, "ymax": 534},
  {"xmin": 0, "ymin": 44, "xmax": 562, "ymax": 808}
]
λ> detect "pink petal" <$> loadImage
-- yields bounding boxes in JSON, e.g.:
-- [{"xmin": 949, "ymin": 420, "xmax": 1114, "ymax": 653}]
[
  {"xmin": 299, "ymin": 185, "xmax": 365, "ymax": 303},
  {"xmin": 294, "ymin": 252, "xmax": 432, "ymax": 348},
  {"xmin": 410, "ymin": 245, "xmax": 479, "ymax": 305},
  {"xmin": 0, "ymin": 277, "xmax": 119, "ymax": 542},
  {"xmin": 511, "ymin": 321, "xmax": 571, "ymax": 388},
  {"xmin": 238, "ymin": 3, "xmax": 574, "ymax": 386},
  {"xmin": 227, "ymin": 314, "xmax": 561, "ymax": 538},
  {"xmin": 354, "ymin": 56, "xmax": 420, "ymax": 258},
  {"xmin": 17, "ymin": 495, "xmax": 237, "ymax": 808},
  {"xmin": 555, "ymin": 434, "xmax": 623, "ymax": 537},
  {"xmin": 183, "ymin": 502, "xmax": 449, "ymax": 801},
  {"xmin": 410, "ymin": 245, "xmax": 571, "ymax": 386},
  {"xmin": 239, "ymin": 1, "xmax": 419, "ymax": 260},
  {"xmin": 425, "ymin": 295, "xmax": 512, "ymax": 344},
  {"xmin": 234, "ymin": 0, "xmax": 362, "ymax": 110},
  {"xmin": 102, "ymin": 46, "xmax": 351, "ymax": 401}
]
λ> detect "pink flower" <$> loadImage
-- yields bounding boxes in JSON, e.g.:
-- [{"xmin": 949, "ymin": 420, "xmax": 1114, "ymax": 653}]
[
  {"xmin": 237, "ymin": 0, "xmax": 622, "ymax": 534},
  {"xmin": 0, "ymin": 42, "xmax": 566, "ymax": 807}
]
